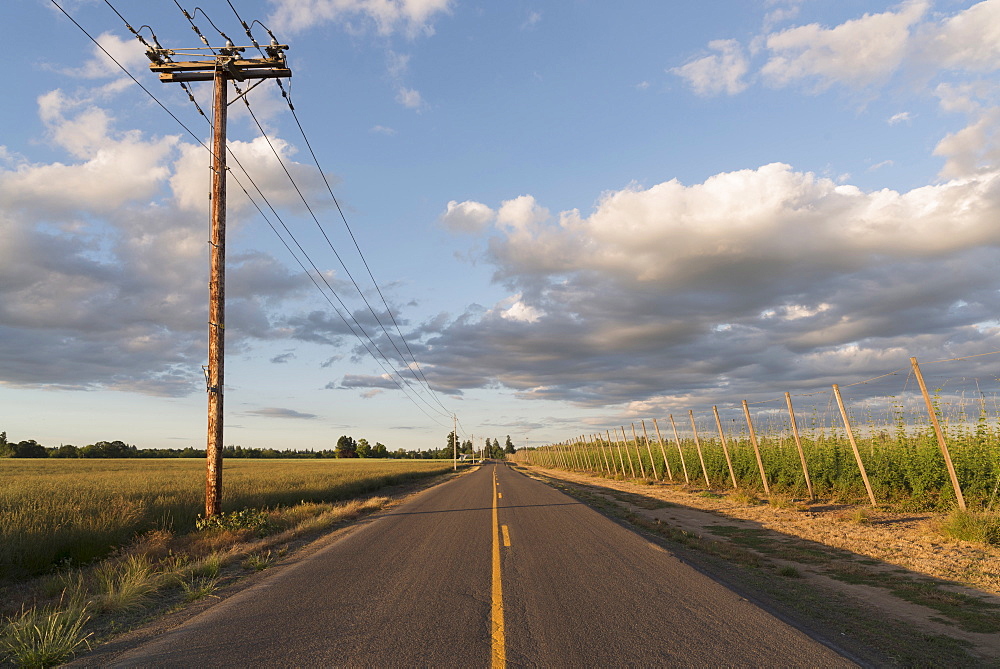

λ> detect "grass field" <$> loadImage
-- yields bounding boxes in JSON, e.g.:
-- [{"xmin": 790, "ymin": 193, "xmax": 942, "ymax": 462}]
[{"xmin": 0, "ymin": 459, "xmax": 455, "ymax": 579}]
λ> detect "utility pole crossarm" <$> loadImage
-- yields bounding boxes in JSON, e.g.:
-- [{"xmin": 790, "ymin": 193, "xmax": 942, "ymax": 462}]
[{"xmin": 147, "ymin": 45, "xmax": 291, "ymax": 83}]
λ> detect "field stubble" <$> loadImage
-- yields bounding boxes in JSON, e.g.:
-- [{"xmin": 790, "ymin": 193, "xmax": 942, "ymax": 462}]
[{"xmin": 1, "ymin": 459, "xmax": 463, "ymax": 667}]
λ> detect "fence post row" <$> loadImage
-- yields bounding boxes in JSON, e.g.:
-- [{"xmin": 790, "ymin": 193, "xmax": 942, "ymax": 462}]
[{"xmin": 527, "ymin": 358, "xmax": 968, "ymax": 509}]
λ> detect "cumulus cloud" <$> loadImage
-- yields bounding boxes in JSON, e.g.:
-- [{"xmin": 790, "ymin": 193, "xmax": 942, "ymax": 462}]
[
  {"xmin": 675, "ymin": 1, "xmax": 1000, "ymax": 99},
  {"xmin": 671, "ymin": 39, "xmax": 749, "ymax": 96},
  {"xmin": 416, "ymin": 162, "xmax": 1000, "ymax": 407},
  {"xmin": 269, "ymin": 0, "xmax": 453, "ymax": 37},
  {"xmin": 440, "ymin": 200, "xmax": 496, "ymax": 234},
  {"xmin": 921, "ymin": 0, "xmax": 1000, "ymax": 72},
  {"xmin": 65, "ymin": 32, "xmax": 148, "ymax": 79},
  {"xmin": 0, "ymin": 89, "xmax": 327, "ymax": 396},
  {"xmin": 760, "ymin": 1, "xmax": 928, "ymax": 90}
]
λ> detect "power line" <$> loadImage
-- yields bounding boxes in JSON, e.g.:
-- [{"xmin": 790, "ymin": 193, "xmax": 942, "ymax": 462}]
[
  {"xmin": 59, "ymin": 0, "xmax": 453, "ymax": 427},
  {"xmin": 224, "ymin": 4, "xmax": 453, "ymax": 417},
  {"xmin": 181, "ymin": 3, "xmax": 453, "ymax": 417}
]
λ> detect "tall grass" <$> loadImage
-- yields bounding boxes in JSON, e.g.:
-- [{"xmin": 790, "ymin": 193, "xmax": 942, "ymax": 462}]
[{"xmin": 0, "ymin": 459, "xmax": 454, "ymax": 579}]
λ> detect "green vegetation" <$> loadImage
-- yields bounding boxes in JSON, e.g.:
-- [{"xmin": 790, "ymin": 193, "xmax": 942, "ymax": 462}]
[
  {"xmin": 518, "ymin": 417, "xmax": 1000, "ymax": 511},
  {"xmin": 1, "ymin": 603, "xmax": 92, "ymax": 668},
  {"xmin": 0, "ymin": 459, "xmax": 454, "ymax": 579},
  {"xmin": 1, "ymin": 493, "xmax": 405, "ymax": 667},
  {"xmin": 938, "ymin": 509, "xmax": 1000, "ymax": 545}
]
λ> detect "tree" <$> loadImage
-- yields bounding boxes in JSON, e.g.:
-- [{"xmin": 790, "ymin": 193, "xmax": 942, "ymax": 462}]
[
  {"xmin": 50, "ymin": 444, "xmax": 79, "ymax": 458},
  {"xmin": 372, "ymin": 442, "xmax": 389, "ymax": 458},
  {"xmin": 443, "ymin": 431, "xmax": 458, "ymax": 458},
  {"xmin": 336, "ymin": 435, "xmax": 358, "ymax": 458},
  {"xmin": 505, "ymin": 435, "xmax": 515, "ymax": 455},
  {"xmin": 80, "ymin": 440, "xmax": 135, "ymax": 458},
  {"xmin": 6, "ymin": 440, "xmax": 47, "ymax": 458},
  {"xmin": 356, "ymin": 438, "xmax": 373, "ymax": 458}
]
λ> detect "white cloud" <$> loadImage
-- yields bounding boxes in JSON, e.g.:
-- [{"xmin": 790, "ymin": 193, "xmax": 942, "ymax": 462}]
[
  {"xmin": 245, "ymin": 407, "xmax": 318, "ymax": 419},
  {"xmin": 440, "ymin": 200, "xmax": 496, "ymax": 234},
  {"xmin": 933, "ymin": 107, "xmax": 1000, "ymax": 178},
  {"xmin": 0, "ymin": 91, "xmax": 322, "ymax": 396},
  {"xmin": 269, "ymin": 0, "xmax": 454, "ymax": 37},
  {"xmin": 760, "ymin": 1, "xmax": 928, "ymax": 89},
  {"xmin": 671, "ymin": 40, "xmax": 749, "ymax": 96},
  {"xmin": 69, "ymin": 32, "xmax": 148, "ymax": 79},
  {"xmin": 522, "ymin": 11, "xmax": 542, "ymax": 30},
  {"xmin": 888, "ymin": 111, "xmax": 913, "ymax": 125},
  {"xmin": 497, "ymin": 295, "xmax": 544, "ymax": 324},
  {"xmin": 371, "ymin": 125, "xmax": 397, "ymax": 135},
  {"xmin": 922, "ymin": 0, "xmax": 1000, "ymax": 72},
  {"xmin": 420, "ymin": 161, "xmax": 1000, "ymax": 405},
  {"xmin": 868, "ymin": 159, "xmax": 894, "ymax": 171},
  {"xmin": 496, "ymin": 195, "xmax": 550, "ymax": 232},
  {"xmin": 396, "ymin": 86, "xmax": 424, "ymax": 109}
]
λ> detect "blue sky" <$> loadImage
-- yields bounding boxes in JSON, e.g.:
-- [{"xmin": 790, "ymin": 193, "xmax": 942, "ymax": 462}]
[{"xmin": 3, "ymin": 0, "xmax": 1000, "ymax": 453}]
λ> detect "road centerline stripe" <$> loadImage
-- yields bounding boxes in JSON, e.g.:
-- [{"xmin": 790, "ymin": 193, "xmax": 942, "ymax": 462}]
[
  {"xmin": 491, "ymin": 466, "xmax": 506, "ymax": 668},
  {"xmin": 501, "ymin": 524, "xmax": 511, "ymax": 547}
]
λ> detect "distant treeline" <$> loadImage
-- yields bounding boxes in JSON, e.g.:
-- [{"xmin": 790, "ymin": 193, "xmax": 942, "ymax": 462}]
[{"xmin": 0, "ymin": 432, "xmax": 455, "ymax": 460}]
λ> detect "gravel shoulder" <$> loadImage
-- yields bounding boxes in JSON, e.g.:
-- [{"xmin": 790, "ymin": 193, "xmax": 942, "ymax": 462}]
[{"xmin": 522, "ymin": 465, "xmax": 1000, "ymax": 667}]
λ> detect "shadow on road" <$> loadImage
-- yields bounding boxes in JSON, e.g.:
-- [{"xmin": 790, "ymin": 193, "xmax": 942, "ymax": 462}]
[{"xmin": 520, "ymin": 466, "xmax": 1000, "ymax": 668}]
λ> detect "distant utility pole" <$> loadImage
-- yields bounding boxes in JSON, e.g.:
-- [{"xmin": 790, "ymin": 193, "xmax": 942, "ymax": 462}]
[
  {"xmin": 453, "ymin": 414, "xmax": 458, "ymax": 470},
  {"xmin": 148, "ymin": 41, "xmax": 291, "ymax": 518}
]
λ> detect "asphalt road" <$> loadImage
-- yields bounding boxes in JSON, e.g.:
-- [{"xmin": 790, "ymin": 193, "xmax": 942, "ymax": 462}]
[{"xmin": 110, "ymin": 462, "xmax": 855, "ymax": 667}]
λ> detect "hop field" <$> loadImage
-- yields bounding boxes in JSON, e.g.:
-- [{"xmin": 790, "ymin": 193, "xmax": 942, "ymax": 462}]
[
  {"xmin": 0, "ymin": 459, "xmax": 454, "ymax": 579},
  {"xmin": 516, "ymin": 372, "xmax": 1000, "ymax": 512}
]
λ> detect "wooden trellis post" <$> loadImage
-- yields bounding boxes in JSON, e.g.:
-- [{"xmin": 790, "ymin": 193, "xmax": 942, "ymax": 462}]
[
  {"xmin": 630, "ymin": 423, "xmax": 648, "ymax": 479},
  {"xmin": 688, "ymin": 411, "xmax": 711, "ymax": 487},
  {"xmin": 618, "ymin": 427, "xmax": 638, "ymax": 478},
  {"xmin": 667, "ymin": 414, "xmax": 691, "ymax": 484},
  {"xmin": 741, "ymin": 400, "xmax": 771, "ymax": 496},
  {"xmin": 640, "ymin": 420, "xmax": 659, "ymax": 480},
  {"xmin": 609, "ymin": 430, "xmax": 627, "ymax": 477},
  {"xmin": 712, "ymin": 406, "xmax": 738, "ymax": 489},
  {"xmin": 785, "ymin": 392, "xmax": 814, "ymax": 501},
  {"xmin": 832, "ymin": 384, "xmax": 878, "ymax": 507},
  {"xmin": 910, "ymin": 357, "xmax": 966, "ymax": 510},
  {"xmin": 652, "ymin": 418, "xmax": 674, "ymax": 480}
]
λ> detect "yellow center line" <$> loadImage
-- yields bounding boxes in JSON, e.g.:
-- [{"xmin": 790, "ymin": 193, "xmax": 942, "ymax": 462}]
[
  {"xmin": 491, "ymin": 466, "xmax": 506, "ymax": 668},
  {"xmin": 501, "ymin": 524, "xmax": 511, "ymax": 547}
]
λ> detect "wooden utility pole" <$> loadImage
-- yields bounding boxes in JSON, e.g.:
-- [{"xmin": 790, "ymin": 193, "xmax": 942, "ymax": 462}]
[{"xmin": 148, "ymin": 42, "xmax": 291, "ymax": 517}]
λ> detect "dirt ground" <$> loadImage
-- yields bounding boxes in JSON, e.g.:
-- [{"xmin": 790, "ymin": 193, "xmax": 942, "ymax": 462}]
[{"xmin": 523, "ymin": 465, "xmax": 1000, "ymax": 665}]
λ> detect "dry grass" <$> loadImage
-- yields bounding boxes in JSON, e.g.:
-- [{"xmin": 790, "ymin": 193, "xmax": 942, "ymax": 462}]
[
  {"xmin": 0, "ymin": 459, "xmax": 454, "ymax": 579},
  {"xmin": 939, "ymin": 509, "xmax": 1000, "ymax": 545},
  {"xmin": 728, "ymin": 489, "xmax": 759, "ymax": 506}
]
